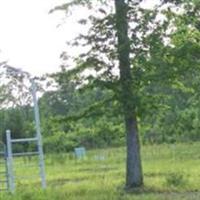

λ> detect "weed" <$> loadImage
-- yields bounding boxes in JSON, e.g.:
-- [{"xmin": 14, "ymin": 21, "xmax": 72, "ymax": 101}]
[{"xmin": 165, "ymin": 172, "xmax": 187, "ymax": 187}]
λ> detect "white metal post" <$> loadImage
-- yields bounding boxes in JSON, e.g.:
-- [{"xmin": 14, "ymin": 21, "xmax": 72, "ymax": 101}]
[
  {"xmin": 31, "ymin": 79, "xmax": 46, "ymax": 189},
  {"xmin": 6, "ymin": 130, "xmax": 15, "ymax": 193}
]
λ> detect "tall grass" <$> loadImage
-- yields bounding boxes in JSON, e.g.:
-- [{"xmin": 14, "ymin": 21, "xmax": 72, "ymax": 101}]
[{"xmin": 1, "ymin": 142, "xmax": 200, "ymax": 199}]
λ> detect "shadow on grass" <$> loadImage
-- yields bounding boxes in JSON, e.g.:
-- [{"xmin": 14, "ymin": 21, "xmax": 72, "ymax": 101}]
[
  {"xmin": 71, "ymin": 166, "xmax": 117, "ymax": 173},
  {"xmin": 48, "ymin": 177, "xmax": 88, "ymax": 186},
  {"xmin": 120, "ymin": 185, "xmax": 200, "ymax": 196}
]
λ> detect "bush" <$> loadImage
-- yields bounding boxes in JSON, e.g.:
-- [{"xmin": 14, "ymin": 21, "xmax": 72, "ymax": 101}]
[
  {"xmin": 44, "ymin": 131, "xmax": 77, "ymax": 153},
  {"xmin": 43, "ymin": 120, "xmax": 125, "ymax": 153},
  {"xmin": 165, "ymin": 172, "xmax": 187, "ymax": 187}
]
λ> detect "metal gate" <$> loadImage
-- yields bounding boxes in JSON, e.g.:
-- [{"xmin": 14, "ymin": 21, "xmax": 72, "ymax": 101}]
[
  {"xmin": 0, "ymin": 79, "xmax": 47, "ymax": 193},
  {"xmin": 6, "ymin": 130, "xmax": 46, "ymax": 193},
  {"xmin": 0, "ymin": 142, "xmax": 8, "ymax": 192}
]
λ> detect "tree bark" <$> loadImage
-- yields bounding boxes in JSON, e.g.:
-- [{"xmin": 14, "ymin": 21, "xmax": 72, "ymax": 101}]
[{"xmin": 114, "ymin": 0, "xmax": 143, "ymax": 188}]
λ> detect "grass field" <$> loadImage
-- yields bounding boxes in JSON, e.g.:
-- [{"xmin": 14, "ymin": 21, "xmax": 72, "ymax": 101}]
[{"xmin": 0, "ymin": 142, "xmax": 200, "ymax": 199}]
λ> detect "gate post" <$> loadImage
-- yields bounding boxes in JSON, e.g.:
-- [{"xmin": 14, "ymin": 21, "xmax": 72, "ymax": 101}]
[
  {"xmin": 31, "ymin": 79, "xmax": 46, "ymax": 189},
  {"xmin": 6, "ymin": 130, "xmax": 15, "ymax": 193}
]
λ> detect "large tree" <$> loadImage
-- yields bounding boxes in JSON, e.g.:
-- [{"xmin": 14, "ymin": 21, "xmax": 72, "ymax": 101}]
[
  {"xmin": 52, "ymin": 0, "xmax": 145, "ymax": 188},
  {"xmin": 52, "ymin": 0, "xmax": 159, "ymax": 189},
  {"xmin": 51, "ymin": 0, "xmax": 197, "ymax": 188},
  {"xmin": 114, "ymin": 0, "xmax": 143, "ymax": 187}
]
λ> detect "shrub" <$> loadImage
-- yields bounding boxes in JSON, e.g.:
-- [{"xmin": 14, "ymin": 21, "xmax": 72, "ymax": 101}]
[{"xmin": 165, "ymin": 172, "xmax": 187, "ymax": 187}]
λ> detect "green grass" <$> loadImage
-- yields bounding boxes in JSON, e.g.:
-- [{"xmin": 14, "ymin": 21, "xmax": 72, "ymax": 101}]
[{"xmin": 1, "ymin": 142, "xmax": 200, "ymax": 199}]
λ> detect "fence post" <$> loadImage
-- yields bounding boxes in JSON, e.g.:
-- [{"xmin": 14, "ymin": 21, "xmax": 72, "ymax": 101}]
[
  {"xmin": 31, "ymin": 79, "xmax": 46, "ymax": 189},
  {"xmin": 6, "ymin": 130, "xmax": 15, "ymax": 193}
]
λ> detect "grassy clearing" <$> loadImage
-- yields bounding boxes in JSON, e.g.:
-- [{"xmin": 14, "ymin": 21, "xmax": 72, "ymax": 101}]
[{"xmin": 1, "ymin": 142, "xmax": 200, "ymax": 199}]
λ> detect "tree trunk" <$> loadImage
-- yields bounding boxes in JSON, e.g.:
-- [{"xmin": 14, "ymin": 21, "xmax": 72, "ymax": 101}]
[{"xmin": 114, "ymin": 0, "xmax": 143, "ymax": 188}]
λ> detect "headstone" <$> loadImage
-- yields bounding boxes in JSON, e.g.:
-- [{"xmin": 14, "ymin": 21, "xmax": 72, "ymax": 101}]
[
  {"xmin": 94, "ymin": 155, "xmax": 105, "ymax": 161},
  {"xmin": 74, "ymin": 147, "xmax": 86, "ymax": 159}
]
